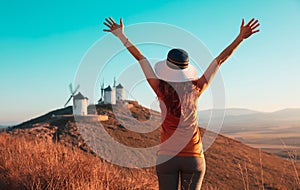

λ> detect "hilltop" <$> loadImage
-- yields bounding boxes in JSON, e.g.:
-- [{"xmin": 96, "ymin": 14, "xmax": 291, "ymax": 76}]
[{"xmin": 2, "ymin": 101, "xmax": 300, "ymax": 189}]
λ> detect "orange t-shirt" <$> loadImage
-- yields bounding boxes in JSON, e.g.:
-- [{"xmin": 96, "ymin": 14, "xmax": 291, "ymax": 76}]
[{"xmin": 156, "ymin": 80, "xmax": 204, "ymax": 157}]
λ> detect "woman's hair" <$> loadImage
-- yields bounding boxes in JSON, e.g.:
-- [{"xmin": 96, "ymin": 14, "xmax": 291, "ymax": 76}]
[{"xmin": 158, "ymin": 80, "xmax": 201, "ymax": 117}]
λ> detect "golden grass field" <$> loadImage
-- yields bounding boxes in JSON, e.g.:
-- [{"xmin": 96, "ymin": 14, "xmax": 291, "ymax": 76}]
[
  {"xmin": 0, "ymin": 133, "xmax": 158, "ymax": 190},
  {"xmin": 1, "ymin": 104, "xmax": 299, "ymax": 189}
]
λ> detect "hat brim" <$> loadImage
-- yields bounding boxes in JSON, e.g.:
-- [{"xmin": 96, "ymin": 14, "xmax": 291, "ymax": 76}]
[{"xmin": 154, "ymin": 60, "xmax": 198, "ymax": 82}]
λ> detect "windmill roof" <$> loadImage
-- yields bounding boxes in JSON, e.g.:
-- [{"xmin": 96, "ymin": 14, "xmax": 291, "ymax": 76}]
[
  {"xmin": 73, "ymin": 92, "xmax": 88, "ymax": 100},
  {"xmin": 116, "ymin": 83, "xmax": 124, "ymax": 88},
  {"xmin": 104, "ymin": 86, "xmax": 112, "ymax": 91}
]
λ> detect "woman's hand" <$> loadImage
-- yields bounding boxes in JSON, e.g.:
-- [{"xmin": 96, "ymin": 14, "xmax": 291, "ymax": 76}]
[
  {"xmin": 239, "ymin": 18, "xmax": 260, "ymax": 39},
  {"xmin": 102, "ymin": 17, "xmax": 159, "ymax": 93},
  {"xmin": 103, "ymin": 17, "xmax": 124, "ymax": 38},
  {"xmin": 213, "ymin": 18, "xmax": 260, "ymax": 68}
]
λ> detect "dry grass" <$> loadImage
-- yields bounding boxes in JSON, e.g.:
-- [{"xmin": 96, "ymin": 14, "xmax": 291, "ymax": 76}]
[
  {"xmin": 0, "ymin": 132, "xmax": 158, "ymax": 190},
  {"xmin": 1, "ymin": 106, "xmax": 300, "ymax": 190},
  {"xmin": 280, "ymin": 139, "xmax": 300, "ymax": 186},
  {"xmin": 237, "ymin": 146, "xmax": 300, "ymax": 190},
  {"xmin": 1, "ymin": 130, "xmax": 299, "ymax": 190}
]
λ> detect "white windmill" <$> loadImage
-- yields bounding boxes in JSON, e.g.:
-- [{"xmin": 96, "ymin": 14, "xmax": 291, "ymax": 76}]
[
  {"xmin": 64, "ymin": 83, "xmax": 89, "ymax": 116},
  {"xmin": 116, "ymin": 83, "xmax": 125, "ymax": 101},
  {"xmin": 73, "ymin": 92, "xmax": 88, "ymax": 116},
  {"xmin": 104, "ymin": 85, "xmax": 116, "ymax": 104}
]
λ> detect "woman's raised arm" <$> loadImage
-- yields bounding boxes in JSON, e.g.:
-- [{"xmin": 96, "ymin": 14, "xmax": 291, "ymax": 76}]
[
  {"xmin": 103, "ymin": 17, "xmax": 160, "ymax": 93},
  {"xmin": 196, "ymin": 18, "xmax": 260, "ymax": 92}
]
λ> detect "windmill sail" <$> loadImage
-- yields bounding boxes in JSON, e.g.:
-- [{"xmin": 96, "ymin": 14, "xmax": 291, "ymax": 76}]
[
  {"xmin": 73, "ymin": 85, "xmax": 80, "ymax": 94},
  {"xmin": 64, "ymin": 83, "xmax": 80, "ymax": 107},
  {"xmin": 64, "ymin": 96, "xmax": 73, "ymax": 107}
]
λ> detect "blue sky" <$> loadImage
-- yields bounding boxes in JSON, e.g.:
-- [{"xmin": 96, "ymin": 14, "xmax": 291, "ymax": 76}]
[{"xmin": 0, "ymin": 0, "xmax": 299, "ymax": 125}]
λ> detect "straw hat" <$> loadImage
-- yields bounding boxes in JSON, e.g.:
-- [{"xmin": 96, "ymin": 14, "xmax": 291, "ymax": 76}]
[{"xmin": 154, "ymin": 48, "xmax": 198, "ymax": 82}]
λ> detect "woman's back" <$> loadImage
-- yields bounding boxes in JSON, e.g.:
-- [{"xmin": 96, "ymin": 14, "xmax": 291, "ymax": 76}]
[{"xmin": 157, "ymin": 80, "xmax": 204, "ymax": 157}]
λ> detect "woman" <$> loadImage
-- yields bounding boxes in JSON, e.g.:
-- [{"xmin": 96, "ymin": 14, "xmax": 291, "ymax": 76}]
[{"xmin": 103, "ymin": 17, "xmax": 259, "ymax": 190}]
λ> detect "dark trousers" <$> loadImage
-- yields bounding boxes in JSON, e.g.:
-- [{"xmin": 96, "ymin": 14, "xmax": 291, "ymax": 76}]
[{"xmin": 156, "ymin": 155, "xmax": 206, "ymax": 190}]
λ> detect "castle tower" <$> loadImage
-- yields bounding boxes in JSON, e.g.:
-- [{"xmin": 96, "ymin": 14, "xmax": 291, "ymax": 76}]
[{"xmin": 73, "ymin": 92, "xmax": 89, "ymax": 115}]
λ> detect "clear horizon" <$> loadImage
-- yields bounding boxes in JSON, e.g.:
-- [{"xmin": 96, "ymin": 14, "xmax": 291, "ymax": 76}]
[{"xmin": 1, "ymin": 0, "xmax": 300, "ymax": 125}]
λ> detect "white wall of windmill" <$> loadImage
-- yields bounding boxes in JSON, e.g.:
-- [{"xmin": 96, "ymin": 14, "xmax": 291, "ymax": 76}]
[
  {"xmin": 73, "ymin": 98, "xmax": 89, "ymax": 115},
  {"xmin": 104, "ymin": 88, "xmax": 116, "ymax": 104},
  {"xmin": 116, "ymin": 87, "xmax": 125, "ymax": 101}
]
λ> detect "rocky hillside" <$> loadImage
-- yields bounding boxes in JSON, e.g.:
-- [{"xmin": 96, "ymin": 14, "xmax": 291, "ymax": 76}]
[{"xmin": 4, "ymin": 101, "xmax": 300, "ymax": 189}]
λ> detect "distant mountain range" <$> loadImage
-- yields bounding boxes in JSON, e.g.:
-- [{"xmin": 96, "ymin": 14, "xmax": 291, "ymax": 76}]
[
  {"xmin": 198, "ymin": 108, "xmax": 300, "ymax": 133},
  {"xmin": 199, "ymin": 107, "xmax": 300, "ymax": 119},
  {"xmin": 199, "ymin": 108, "xmax": 260, "ymax": 117},
  {"xmin": 198, "ymin": 108, "xmax": 300, "ymax": 162}
]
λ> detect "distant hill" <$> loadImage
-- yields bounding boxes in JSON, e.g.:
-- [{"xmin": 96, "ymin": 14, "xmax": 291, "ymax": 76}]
[
  {"xmin": 4, "ymin": 102, "xmax": 299, "ymax": 189},
  {"xmin": 199, "ymin": 108, "xmax": 260, "ymax": 118},
  {"xmin": 198, "ymin": 108, "xmax": 300, "ymax": 163},
  {"xmin": 198, "ymin": 108, "xmax": 300, "ymax": 131}
]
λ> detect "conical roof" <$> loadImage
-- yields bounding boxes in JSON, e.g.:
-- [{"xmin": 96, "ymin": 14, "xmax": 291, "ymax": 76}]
[
  {"xmin": 116, "ymin": 83, "xmax": 124, "ymax": 88},
  {"xmin": 104, "ymin": 85, "xmax": 112, "ymax": 91},
  {"xmin": 73, "ymin": 92, "xmax": 88, "ymax": 100}
]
